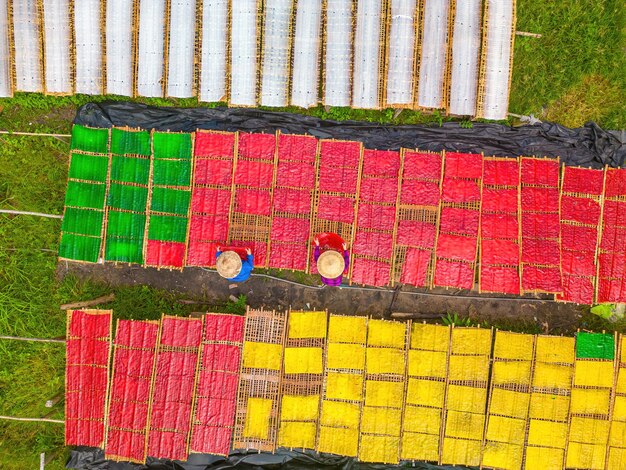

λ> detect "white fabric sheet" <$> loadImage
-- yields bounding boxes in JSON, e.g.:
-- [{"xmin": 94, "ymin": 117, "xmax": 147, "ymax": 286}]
[
  {"xmin": 260, "ymin": 0, "xmax": 293, "ymax": 107},
  {"xmin": 199, "ymin": 0, "xmax": 228, "ymax": 102},
  {"xmin": 323, "ymin": 0, "xmax": 353, "ymax": 106},
  {"xmin": 166, "ymin": 0, "xmax": 196, "ymax": 98},
  {"xmin": 0, "ymin": 0, "xmax": 12, "ymax": 96},
  {"xmin": 13, "ymin": 0, "xmax": 42, "ymax": 92},
  {"xmin": 385, "ymin": 0, "xmax": 417, "ymax": 106},
  {"xmin": 480, "ymin": 0, "xmax": 514, "ymax": 120},
  {"xmin": 290, "ymin": 0, "xmax": 322, "ymax": 108},
  {"xmin": 43, "ymin": 0, "xmax": 72, "ymax": 94},
  {"xmin": 352, "ymin": 0, "xmax": 383, "ymax": 108},
  {"xmin": 448, "ymin": 0, "xmax": 481, "ymax": 116},
  {"xmin": 106, "ymin": 0, "xmax": 134, "ymax": 96},
  {"xmin": 417, "ymin": 0, "xmax": 450, "ymax": 109},
  {"xmin": 137, "ymin": 0, "xmax": 165, "ymax": 97},
  {"xmin": 74, "ymin": 0, "xmax": 102, "ymax": 95},
  {"xmin": 230, "ymin": 0, "xmax": 259, "ymax": 106}
]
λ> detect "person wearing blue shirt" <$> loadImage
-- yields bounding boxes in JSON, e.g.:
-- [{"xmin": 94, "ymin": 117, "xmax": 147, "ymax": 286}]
[{"xmin": 216, "ymin": 246, "xmax": 254, "ymax": 282}]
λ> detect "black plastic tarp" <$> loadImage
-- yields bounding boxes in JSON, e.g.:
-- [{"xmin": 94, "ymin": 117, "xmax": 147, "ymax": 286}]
[
  {"xmin": 74, "ymin": 102, "xmax": 625, "ymax": 169},
  {"xmin": 66, "ymin": 448, "xmax": 474, "ymax": 470}
]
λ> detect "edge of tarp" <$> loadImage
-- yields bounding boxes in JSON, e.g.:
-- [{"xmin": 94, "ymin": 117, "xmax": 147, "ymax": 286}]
[
  {"xmin": 73, "ymin": 101, "xmax": 625, "ymax": 169},
  {"xmin": 66, "ymin": 447, "xmax": 475, "ymax": 470}
]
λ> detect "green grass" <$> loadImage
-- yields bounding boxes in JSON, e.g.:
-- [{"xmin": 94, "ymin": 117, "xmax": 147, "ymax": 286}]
[{"xmin": 0, "ymin": 5, "xmax": 624, "ymax": 465}]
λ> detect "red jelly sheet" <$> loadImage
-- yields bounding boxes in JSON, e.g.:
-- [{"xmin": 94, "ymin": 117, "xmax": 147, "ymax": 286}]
[
  {"xmin": 402, "ymin": 151, "xmax": 442, "ymax": 180},
  {"xmin": 189, "ymin": 215, "xmax": 229, "ymax": 241},
  {"xmin": 359, "ymin": 177, "xmax": 399, "ymax": 203},
  {"xmin": 146, "ymin": 240, "xmax": 186, "ymax": 268},
  {"xmin": 558, "ymin": 275, "xmax": 595, "ymax": 304},
  {"xmin": 319, "ymin": 164, "xmax": 359, "ymax": 193},
  {"xmin": 276, "ymin": 160, "xmax": 316, "ymax": 188},
  {"xmin": 482, "ymin": 159, "xmax": 519, "ymax": 186},
  {"xmin": 441, "ymin": 178, "xmax": 481, "ymax": 203},
  {"xmin": 481, "ymin": 213, "xmax": 519, "ymax": 239},
  {"xmin": 481, "ymin": 238, "xmax": 519, "ymax": 265},
  {"xmin": 521, "ymin": 158, "xmax": 559, "ymax": 187},
  {"xmin": 190, "ymin": 314, "xmax": 244, "ymax": 455},
  {"xmin": 400, "ymin": 180, "xmax": 440, "ymax": 206},
  {"xmin": 317, "ymin": 195, "xmax": 355, "ymax": 223},
  {"xmin": 187, "ymin": 241, "xmax": 219, "ymax": 267},
  {"xmin": 400, "ymin": 247, "xmax": 432, "ymax": 287},
  {"xmin": 362, "ymin": 149, "xmax": 400, "ymax": 177},
  {"xmin": 277, "ymin": 134, "xmax": 317, "ymax": 163},
  {"xmin": 605, "ymin": 168, "xmax": 626, "ymax": 197},
  {"xmin": 561, "ymin": 249, "xmax": 596, "ymax": 277},
  {"xmin": 433, "ymin": 259, "xmax": 475, "ymax": 290},
  {"xmin": 597, "ymin": 278, "xmax": 626, "ymax": 303},
  {"xmin": 235, "ymin": 159, "xmax": 275, "ymax": 187},
  {"xmin": 480, "ymin": 266, "xmax": 520, "ymax": 294},
  {"xmin": 521, "ymin": 213, "xmax": 560, "ymax": 239},
  {"xmin": 397, "ymin": 221, "xmax": 436, "ymax": 248},
  {"xmin": 435, "ymin": 233, "xmax": 478, "ymax": 263},
  {"xmin": 268, "ymin": 242, "xmax": 308, "ymax": 270},
  {"xmin": 319, "ymin": 140, "xmax": 361, "ymax": 168},
  {"xmin": 271, "ymin": 217, "xmax": 310, "ymax": 242},
  {"xmin": 194, "ymin": 158, "xmax": 233, "ymax": 186},
  {"xmin": 351, "ymin": 258, "xmax": 391, "ymax": 287},
  {"xmin": 444, "ymin": 153, "xmax": 483, "ymax": 179},
  {"xmin": 191, "ymin": 188, "xmax": 231, "ymax": 215},
  {"xmin": 521, "ymin": 266, "xmax": 562, "ymax": 293},
  {"xmin": 147, "ymin": 318, "xmax": 202, "ymax": 461},
  {"xmin": 357, "ymin": 203, "xmax": 396, "ymax": 230},
  {"xmin": 194, "ymin": 132, "xmax": 236, "ymax": 158},
  {"xmin": 105, "ymin": 320, "xmax": 158, "ymax": 462},
  {"xmin": 521, "ymin": 187, "xmax": 560, "ymax": 212},
  {"xmin": 234, "ymin": 189, "xmax": 272, "ymax": 216},
  {"xmin": 352, "ymin": 231, "xmax": 393, "ymax": 259},
  {"xmin": 562, "ymin": 167, "xmax": 604, "ymax": 195},
  {"xmin": 66, "ymin": 310, "xmax": 111, "ymax": 447},
  {"xmin": 560, "ymin": 196, "xmax": 601, "ymax": 225},
  {"xmin": 229, "ymin": 240, "xmax": 267, "ymax": 266},
  {"xmin": 439, "ymin": 207, "xmax": 480, "ymax": 236},
  {"xmin": 238, "ymin": 133, "xmax": 276, "ymax": 161},
  {"xmin": 481, "ymin": 188, "xmax": 518, "ymax": 212},
  {"xmin": 273, "ymin": 188, "xmax": 312, "ymax": 214}
]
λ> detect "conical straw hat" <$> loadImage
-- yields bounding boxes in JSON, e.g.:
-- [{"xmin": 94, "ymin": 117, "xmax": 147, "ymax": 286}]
[
  {"xmin": 317, "ymin": 250, "xmax": 345, "ymax": 279},
  {"xmin": 216, "ymin": 251, "xmax": 243, "ymax": 278}
]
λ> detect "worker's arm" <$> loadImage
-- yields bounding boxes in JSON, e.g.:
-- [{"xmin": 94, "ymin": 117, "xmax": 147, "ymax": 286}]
[{"xmin": 313, "ymin": 245, "xmax": 321, "ymax": 261}]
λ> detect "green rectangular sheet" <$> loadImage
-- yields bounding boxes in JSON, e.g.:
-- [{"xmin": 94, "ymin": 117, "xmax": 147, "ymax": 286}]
[
  {"xmin": 68, "ymin": 153, "xmax": 110, "ymax": 182},
  {"xmin": 58, "ymin": 233, "xmax": 102, "ymax": 263},
  {"xmin": 61, "ymin": 208, "xmax": 104, "ymax": 237},
  {"xmin": 107, "ymin": 183, "xmax": 149, "ymax": 212},
  {"xmin": 147, "ymin": 214, "xmax": 188, "ymax": 243},
  {"xmin": 110, "ymin": 155, "xmax": 151, "ymax": 185},
  {"xmin": 105, "ymin": 237, "xmax": 144, "ymax": 264},
  {"xmin": 152, "ymin": 132, "xmax": 192, "ymax": 159},
  {"xmin": 70, "ymin": 125, "xmax": 109, "ymax": 154},
  {"xmin": 576, "ymin": 332, "xmax": 615, "ymax": 360},
  {"xmin": 65, "ymin": 181, "xmax": 107, "ymax": 209},
  {"xmin": 152, "ymin": 159, "xmax": 191, "ymax": 186},
  {"xmin": 106, "ymin": 210, "xmax": 147, "ymax": 239},
  {"xmin": 150, "ymin": 187, "xmax": 191, "ymax": 215},
  {"xmin": 110, "ymin": 128, "xmax": 151, "ymax": 156}
]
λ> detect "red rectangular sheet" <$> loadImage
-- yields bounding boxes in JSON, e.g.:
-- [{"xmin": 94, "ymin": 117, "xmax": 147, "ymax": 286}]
[
  {"xmin": 521, "ymin": 158, "xmax": 559, "ymax": 187},
  {"xmin": 403, "ymin": 151, "xmax": 442, "ymax": 179},
  {"xmin": 358, "ymin": 203, "xmax": 396, "ymax": 230},
  {"xmin": 276, "ymin": 160, "xmax": 316, "ymax": 188},
  {"xmin": 238, "ymin": 133, "xmax": 276, "ymax": 161},
  {"xmin": 105, "ymin": 320, "xmax": 159, "ymax": 462},
  {"xmin": 194, "ymin": 158, "xmax": 233, "ymax": 186},
  {"xmin": 319, "ymin": 140, "xmax": 361, "ymax": 168},
  {"xmin": 319, "ymin": 164, "xmax": 359, "ymax": 193},
  {"xmin": 562, "ymin": 166, "xmax": 604, "ymax": 195},
  {"xmin": 362, "ymin": 149, "xmax": 400, "ymax": 177},
  {"xmin": 400, "ymin": 247, "xmax": 432, "ymax": 286},
  {"xmin": 190, "ymin": 314, "xmax": 244, "ymax": 456},
  {"xmin": 65, "ymin": 310, "xmax": 112, "ymax": 448},
  {"xmin": 277, "ymin": 134, "xmax": 317, "ymax": 163},
  {"xmin": 194, "ymin": 131, "xmax": 236, "ymax": 158},
  {"xmin": 234, "ymin": 189, "xmax": 272, "ymax": 216},
  {"xmin": 351, "ymin": 258, "xmax": 391, "ymax": 287},
  {"xmin": 444, "ymin": 153, "xmax": 483, "ymax": 179},
  {"xmin": 273, "ymin": 188, "xmax": 311, "ymax": 214},
  {"xmin": 147, "ymin": 317, "xmax": 202, "ymax": 461},
  {"xmin": 268, "ymin": 242, "xmax": 308, "ymax": 270},
  {"xmin": 235, "ymin": 159, "xmax": 275, "ymax": 187},
  {"xmin": 317, "ymin": 195, "xmax": 355, "ymax": 223},
  {"xmin": 605, "ymin": 168, "xmax": 626, "ymax": 197},
  {"xmin": 558, "ymin": 275, "xmax": 595, "ymax": 304},
  {"xmin": 480, "ymin": 266, "xmax": 520, "ymax": 294},
  {"xmin": 270, "ymin": 217, "xmax": 310, "ymax": 242},
  {"xmin": 146, "ymin": 240, "xmax": 186, "ymax": 268},
  {"xmin": 433, "ymin": 259, "xmax": 475, "ymax": 290}
]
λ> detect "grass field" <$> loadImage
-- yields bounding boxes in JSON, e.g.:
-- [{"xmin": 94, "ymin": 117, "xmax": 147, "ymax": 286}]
[{"xmin": 0, "ymin": 1, "xmax": 624, "ymax": 467}]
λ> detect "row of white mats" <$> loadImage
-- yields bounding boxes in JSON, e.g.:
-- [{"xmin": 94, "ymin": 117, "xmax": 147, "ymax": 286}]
[{"xmin": 0, "ymin": 0, "xmax": 515, "ymax": 120}]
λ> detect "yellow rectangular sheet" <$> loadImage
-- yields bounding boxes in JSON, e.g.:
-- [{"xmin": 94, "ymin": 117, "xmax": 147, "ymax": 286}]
[
  {"xmin": 608, "ymin": 447, "xmax": 626, "ymax": 469},
  {"xmin": 406, "ymin": 378, "xmax": 445, "ymax": 408},
  {"xmin": 489, "ymin": 389, "xmax": 530, "ymax": 419},
  {"xmin": 525, "ymin": 446, "xmax": 565, "ymax": 470},
  {"xmin": 283, "ymin": 347, "xmax": 323, "ymax": 374},
  {"xmin": 450, "ymin": 328, "xmax": 492, "ymax": 355},
  {"xmin": 614, "ymin": 395, "xmax": 626, "ymax": 420},
  {"xmin": 485, "ymin": 415, "xmax": 526, "ymax": 445},
  {"xmin": 445, "ymin": 410, "xmax": 485, "ymax": 441},
  {"xmin": 328, "ymin": 316, "xmax": 367, "ymax": 343},
  {"xmin": 320, "ymin": 400, "xmax": 360, "ymax": 428},
  {"xmin": 446, "ymin": 384, "xmax": 487, "ymax": 413},
  {"xmin": 243, "ymin": 341, "xmax": 283, "ymax": 370},
  {"xmin": 535, "ymin": 335, "xmax": 575, "ymax": 364},
  {"xmin": 574, "ymin": 360, "xmax": 615, "ymax": 388},
  {"xmin": 570, "ymin": 387, "xmax": 610, "ymax": 415},
  {"xmin": 280, "ymin": 395, "xmax": 319, "ymax": 421},
  {"xmin": 617, "ymin": 369, "xmax": 626, "ymax": 393},
  {"xmin": 367, "ymin": 319, "xmax": 406, "ymax": 348},
  {"xmin": 288, "ymin": 311, "xmax": 327, "ymax": 338},
  {"xmin": 359, "ymin": 434, "xmax": 399, "ymax": 464},
  {"xmin": 278, "ymin": 421, "xmax": 317, "ymax": 448},
  {"xmin": 325, "ymin": 372, "xmax": 363, "ymax": 401},
  {"xmin": 403, "ymin": 405, "xmax": 442, "ymax": 434},
  {"xmin": 360, "ymin": 406, "xmax": 402, "ymax": 436},
  {"xmin": 366, "ymin": 347, "xmax": 405, "ymax": 375},
  {"xmin": 566, "ymin": 442, "xmax": 607, "ymax": 470},
  {"xmin": 243, "ymin": 397, "xmax": 273, "ymax": 439},
  {"xmin": 318, "ymin": 425, "xmax": 359, "ymax": 456},
  {"xmin": 532, "ymin": 363, "xmax": 572, "ymax": 389},
  {"xmin": 441, "ymin": 437, "xmax": 482, "ymax": 466},
  {"xmin": 529, "ymin": 393, "xmax": 570, "ymax": 421},
  {"xmin": 527, "ymin": 419, "xmax": 568, "ymax": 448},
  {"xmin": 401, "ymin": 431, "xmax": 439, "ymax": 461},
  {"xmin": 448, "ymin": 355, "xmax": 490, "ymax": 382},
  {"xmin": 481, "ymin": 441, "xmax": 523, "ymax": 470},
  {"xmin": 410, "ymin": 323, "xmax": 450, "ymax": 351},
  {"xmin": 569, "ymin": 416, "xmax": 610, "ymax": 444},
  {"xmin": 610, "ymin": 420, "xmax": 626, "ymax": 447},
  {"xmin": 364, "ymin": 380, "xmax": 404, "ymax": 408},
  {"xmin": 407, "ymin": 350, "xmax": 447, "ymax": 378},
  {"xmin": 326, "ymin": 343, "xmax": 366, "ymax": 370},
  {"xmin": 492, "ymin": 360, "xmax": 532, "ymax": 385},
  {"xmin": 493, "ymin": 331, "xmax": 534, "ymax": 360}
]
